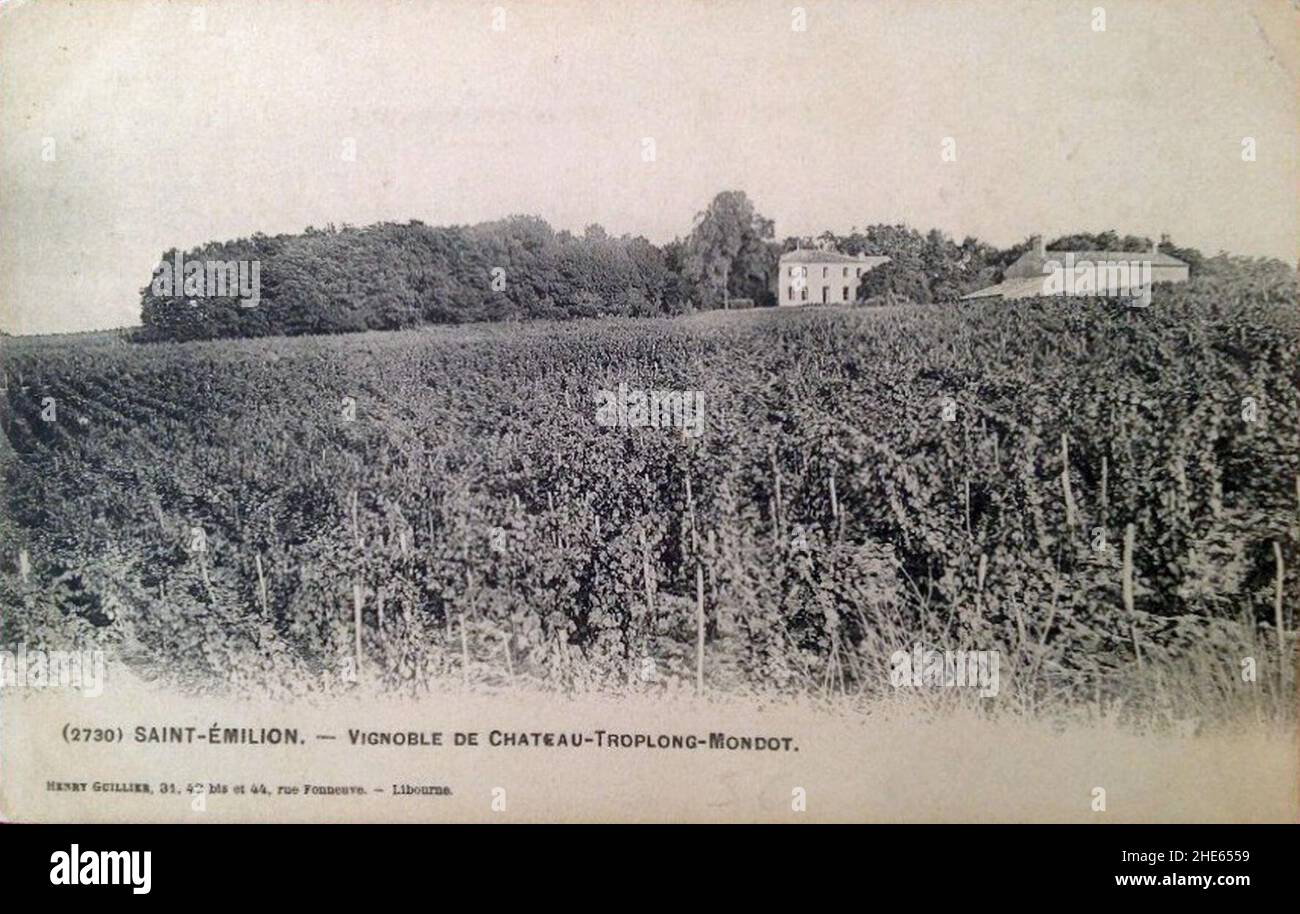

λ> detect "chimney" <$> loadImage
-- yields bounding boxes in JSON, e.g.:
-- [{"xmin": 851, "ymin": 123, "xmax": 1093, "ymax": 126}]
[{"xmin": 1030, "ymin": 234, "xmax": 1045, "ymax": 257}]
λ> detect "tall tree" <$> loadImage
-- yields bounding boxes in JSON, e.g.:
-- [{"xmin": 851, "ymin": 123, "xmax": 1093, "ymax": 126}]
[{"xmin": 682, "ymin": 191, "xmax": 775, "ymax": 308}]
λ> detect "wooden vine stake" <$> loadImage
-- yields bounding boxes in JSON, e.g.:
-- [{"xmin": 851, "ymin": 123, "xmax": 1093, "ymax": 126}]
[
  {"xmin": 462, "ymin": 538, "xmax": 473, "ymax": 615},
  {"xmin": 1100, "ymin": 455, "xmax": 1109, "ymax": 517},
  {"xmin": 150, "ymin": 497, "xmax": 168, "ymax": 536},
  {"xmin": 350, "ymin": 489, "xmax": 360, "ymax": 548},
  {"xmin": 459, "ymin": 613, "xmax": 470, "ymax": 688},
  {"xmin": 706, "ymin": 529, "xmax": 717, "ymax": 607},
  {"xmin": 1060, "ymin": 433, "xmax": 1077, "ymax": 529},
  {"xmin": 638, "ymin": 527, "xmax": 655, "ymax": 619},
  {"xmin": 1122, "ymin": 523, "xmax": 1141, "ymax": 669},
  {"xmin": 767, "ymin": 498, "xmax": 779, "ymax": 551},
  {"xmin": 1274, "ymin": 541, "xmax": 1286, "ymax": 696},
  {"xmin": 682, "ymin": 475, "xmax": 697, "ymax": 562},
  {"xmin": 685, "ymin": 473, "xmax": 695, "ymax": 524},
  {"xmin": 770, "ymin": 447, "xmax": 784, "ymax": 541},
  {"xmin": 547, "ymin": 491, "xmax": 557, "ymax": 547},
  {"xmin": 255, "ymin": 553, "xmax": 268, "ymax": 615},
  {"xmin": 352, "ymin": 582, "xmax": 364, "ymax": 678},
  {"xmin": 18, "ymin": 548, "xmax": 29, "ymax": 584},
  {"xmin": 964, "ymin": 477, "xmax": 973, "ymax": 541},
  {"xmin": 199, "ymin": 553, "xmax": 214, "ymax": 598},
  {"xmin": 502, "ymin": 633, "xmax": 515, "ymax": 685},
  {"xmin": 695, "ymin": 545, "xmax": 706, "ymax": 697}
]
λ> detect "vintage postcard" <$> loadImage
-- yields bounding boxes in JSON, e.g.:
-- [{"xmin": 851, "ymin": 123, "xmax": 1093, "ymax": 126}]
[{"xmin": 0, "ymin": 0, "xmax": 1296, "ymax": 824}]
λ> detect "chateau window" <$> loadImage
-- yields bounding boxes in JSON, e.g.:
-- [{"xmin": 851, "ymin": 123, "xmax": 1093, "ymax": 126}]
[{"xmin": 843, "ymin": 286, "xmax": 850, "ymax": 301}]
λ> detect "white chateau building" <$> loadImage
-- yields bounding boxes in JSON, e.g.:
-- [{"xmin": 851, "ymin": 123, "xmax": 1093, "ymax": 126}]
[{"xmin": 778, "ymin": 249, "xmax": 891, "ymax": 307}]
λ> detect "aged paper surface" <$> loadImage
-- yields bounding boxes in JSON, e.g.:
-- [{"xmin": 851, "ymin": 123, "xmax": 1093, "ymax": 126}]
[
  {"xmin": 3, "ymin": 670, "xmax": 1298, "ymax": 822},
  {"xmin": 1, "ymin": 0, "xmax": 1297, "ymax": 823}
]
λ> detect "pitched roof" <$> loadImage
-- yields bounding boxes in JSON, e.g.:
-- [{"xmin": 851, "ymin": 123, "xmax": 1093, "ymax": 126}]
[
  {"xmin": 961, "ymin": 277, "xmax": 1049, "ymax": 300},
  {"xmin": 780, "ymin": 249, "xmax": 891, "ymax": 267},
  {"xmin": 962, "ymin": 269, "xmax": 1162, "ymax": 301}
]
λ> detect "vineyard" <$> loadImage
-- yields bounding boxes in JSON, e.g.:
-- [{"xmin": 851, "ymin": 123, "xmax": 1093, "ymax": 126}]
[{"xmin": 2, "ymin": 278, "xmax": 1297, "ymax": 727}]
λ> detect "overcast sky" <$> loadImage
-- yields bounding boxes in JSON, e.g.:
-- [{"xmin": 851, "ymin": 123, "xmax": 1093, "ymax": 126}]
[{"xmin": 1, "ymin": 0, "xmax": 1295, "ymax": 334}]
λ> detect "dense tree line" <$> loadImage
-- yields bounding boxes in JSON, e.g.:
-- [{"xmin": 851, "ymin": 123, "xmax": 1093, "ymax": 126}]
[
  {"xmin": 138, "ymin": 191, "xmax": 1234, "ymax": 341},
  {"xmin": 138, "ymin": 217, "xmax": 687, "ymax": 341}
]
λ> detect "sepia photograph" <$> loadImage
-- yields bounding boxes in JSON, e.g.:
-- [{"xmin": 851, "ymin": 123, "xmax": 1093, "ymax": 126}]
[{"xmin": 0, "ymin": 0, "xmax": 1296, "ymax": 864}]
